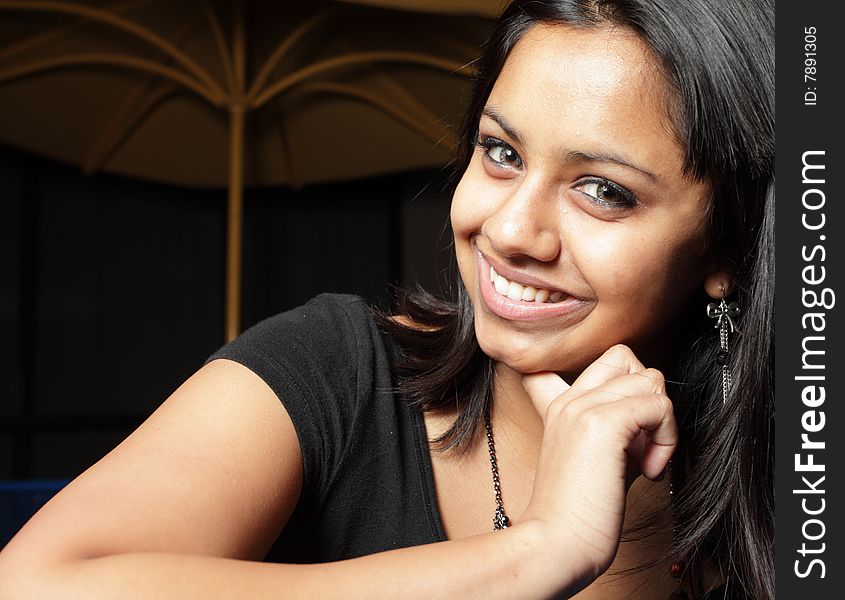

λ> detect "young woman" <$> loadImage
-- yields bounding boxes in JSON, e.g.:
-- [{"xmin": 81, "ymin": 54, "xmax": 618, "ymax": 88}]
[{"xmin": 0, "ymin": 1, "xmax": 774, "ymax": 599}]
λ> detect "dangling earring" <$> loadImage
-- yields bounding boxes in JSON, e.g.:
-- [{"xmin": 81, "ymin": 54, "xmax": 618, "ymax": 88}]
[
  {"xmin": 706, "ymin": 283, "xmax": 740, "ymax": 404},
  {"xmin": 667, "ymin": 284, "xmax": 739, "ymax": 599}
]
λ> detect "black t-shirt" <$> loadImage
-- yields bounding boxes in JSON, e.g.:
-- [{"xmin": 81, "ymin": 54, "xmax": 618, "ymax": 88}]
[
  {"xmin": 208, "ymin": 293, "xmax": 447, "ymax": 563},
  {"xmin": 209, "ymin": 293, "xmax": 733, "ymax": 598}
]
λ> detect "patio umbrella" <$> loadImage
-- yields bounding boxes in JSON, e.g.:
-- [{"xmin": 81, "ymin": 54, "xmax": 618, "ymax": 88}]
[{"xmin": 0, "ymin": 0, "xmax": 498, "ymax": 339}]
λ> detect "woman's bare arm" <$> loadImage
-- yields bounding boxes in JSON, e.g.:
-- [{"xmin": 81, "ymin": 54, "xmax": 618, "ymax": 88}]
[
  {"xmin": 0, "ymin": 360, "xmax": 571, "ymax": 599},
  {"xmin": 0, "ymin": 345, "xmax": 675, "ymax": 599},
  {"xmin": 1, "ymin": 360, "xmax": 302, "ymax": 563}
]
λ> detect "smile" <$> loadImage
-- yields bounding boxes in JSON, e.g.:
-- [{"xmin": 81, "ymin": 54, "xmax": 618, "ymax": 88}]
[
  {"xmin": 489, "ymin": 265, "xmax": 566, "ymax": 303},
  {"xmin": 476, "ymin": 250, "xmax": 589, "ymax": 322}
]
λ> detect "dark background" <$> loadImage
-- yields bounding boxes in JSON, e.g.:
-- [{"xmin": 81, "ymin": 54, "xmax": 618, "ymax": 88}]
[{"xmin": 0, "ymin": 143, "xmax": 455, "ymax": 480}]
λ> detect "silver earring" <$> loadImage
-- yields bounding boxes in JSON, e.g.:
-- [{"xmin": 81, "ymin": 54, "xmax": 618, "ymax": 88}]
[{"xmin": 706, "ymin": 284, "xmax": 740, "ymax": 404}]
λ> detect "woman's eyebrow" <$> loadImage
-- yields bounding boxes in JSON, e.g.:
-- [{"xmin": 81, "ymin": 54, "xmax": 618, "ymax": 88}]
[
  {"xmin": 481, "ymin": 107, "xmax": 524, "ymax": 146},
  {"xmin": 562, "ymin": 150, "xmax": 660, "ymax": 182}
]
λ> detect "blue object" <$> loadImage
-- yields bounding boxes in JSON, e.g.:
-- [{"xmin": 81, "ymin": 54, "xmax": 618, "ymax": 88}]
[{"xmin": 0, "ymin": 480, "xmax": 70, "ymax": 548}]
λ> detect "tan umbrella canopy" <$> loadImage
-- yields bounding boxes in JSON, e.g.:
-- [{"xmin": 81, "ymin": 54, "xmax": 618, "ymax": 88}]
[
  {"xmin": 336, "ymin": 0, "xmax": 502, "ymax": 17},
  {"xmin": 0, "ymin": 0, "xmax": 499, "ymax": 340}
]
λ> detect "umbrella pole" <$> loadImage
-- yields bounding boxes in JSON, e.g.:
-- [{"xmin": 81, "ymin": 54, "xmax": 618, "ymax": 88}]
[
  {"xmin": 225, "ymin": 104, "xmax": 244, "ymax": 342},
  {"xmin": 225, "ymin": 0, "xmax": 246, "ymax": 343}
]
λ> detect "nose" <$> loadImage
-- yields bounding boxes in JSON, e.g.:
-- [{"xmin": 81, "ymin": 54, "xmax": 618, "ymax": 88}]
[{"xmin": 482, "ymin": 176, "xmax": 561, "ymax": 262}]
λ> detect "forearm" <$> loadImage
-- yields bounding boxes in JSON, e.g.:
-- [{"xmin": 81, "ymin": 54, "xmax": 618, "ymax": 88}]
[{"xmin": 1, "ymin": 521, "xmax": 587, "ymax": 600}]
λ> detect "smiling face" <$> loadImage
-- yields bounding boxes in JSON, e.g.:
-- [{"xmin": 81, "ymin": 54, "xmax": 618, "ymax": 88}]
[{"xmin": 451, "ymin": 23, "xmax": 719, "ymax": 379}]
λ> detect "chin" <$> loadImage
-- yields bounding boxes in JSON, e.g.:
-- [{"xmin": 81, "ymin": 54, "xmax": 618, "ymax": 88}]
[
  {"xmin": 475, "ymin": 326, "xmax": 607, "ymax": 383},
  {"xmin": 476, "ymin": 333, "xmax": 571, "ymax": 375},
  {"xmin": 474, "ymin": 330, "xmax": 529, "ymax": 370}
]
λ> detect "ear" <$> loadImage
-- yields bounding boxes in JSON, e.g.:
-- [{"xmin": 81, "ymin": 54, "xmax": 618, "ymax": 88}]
[{"xmin": 703, "ymin": 271, "xmax": 733, "ymax": 300}]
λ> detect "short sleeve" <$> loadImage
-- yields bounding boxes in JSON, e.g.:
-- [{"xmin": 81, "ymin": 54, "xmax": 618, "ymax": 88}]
[{"xmin": 206, "ymin": 293, "xmax": 383, "ymax": 502}]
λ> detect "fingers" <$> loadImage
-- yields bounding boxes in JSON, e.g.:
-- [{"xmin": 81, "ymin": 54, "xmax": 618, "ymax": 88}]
[
  {"xmin": 522, "ymin": 345, "xmax": 650, "ymax": 420},
  {"xmin": 518, "ymin": 345, "xmax": 677, "ymax": 573},
  {"xmin": 570, "ymin": 344, "xmax": 646, "ymax": 391},
  {"xmin": 523, "ymin": 361, "xmax": 665, "ymax": 423},
  {"xmin": 580, "ymin": 382, "xmax": 675, "ymax": 481},
  {"xmin": 522, "ymin": 372, "xmax": 570, "ymax": 419},
  {"xmin": 587, "ymin": 367, "xmax": 667, "ymax": 402},
  {"xmin": 624, "ymin": 393, "xmax": 677, "ymax": 480},
  {"xmin": 522, "ymin": 344, "xmax": 675, "ymax": 482},
  {"xmin": 576, "ymin": 393, "xmax": 677, "ymax": 481}
]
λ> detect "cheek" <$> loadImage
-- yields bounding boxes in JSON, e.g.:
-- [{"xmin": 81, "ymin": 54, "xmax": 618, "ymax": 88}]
[
  {"xmin": 451, "ymin": 170, "xmax": 488, "ymax": 286},
  {"xmin": 450, "ymin": 165, "xmax": 491, "ymax": 235},
  {"xmin": 575, "ymin": 231, "xmax": 707, "ymax": 306}
]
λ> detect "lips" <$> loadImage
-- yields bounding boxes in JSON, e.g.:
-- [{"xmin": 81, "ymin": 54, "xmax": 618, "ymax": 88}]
[{"xmin": 475, "ymin": 249, "xmax": 589, "ymax": 322}]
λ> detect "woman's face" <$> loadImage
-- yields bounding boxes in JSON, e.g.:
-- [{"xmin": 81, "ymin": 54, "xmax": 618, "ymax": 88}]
[{"xmin": 451, "ymin": 23, "xmax": 717, "ymax": 379}]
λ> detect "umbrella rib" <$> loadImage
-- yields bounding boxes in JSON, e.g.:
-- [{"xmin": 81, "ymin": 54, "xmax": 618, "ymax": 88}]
[
  {"xmin": 0, "ymin": 0, "xmax": 152, "ymax": 63},
  {"xmin": 200, "ymin": 0, "xmax": 236, "ymax": 93},
  {"xmin": 334, "ymin": 40, "xmax": 447, "ymax": 141},
  {"xmin": 251, "ymin": 50, "xmax": 474, "ymax": 110},
  {"xmin": 84, "ymin": 13, "xmax": 209, "ymax": 173},
  {"xmin": 0, "ymin": 0, "xmax": 225, "ymax": 99},
  {"xmin": 298, "ymin": 81, "xmax": 457, "ymax": 151},
  {"xmin": 246, "ymin": 7, "xmax": 341, "ymax": 102},
  {"xmin": 231, "ymin": 0, "xmax": 246, "ymax": 93},
  {"xmin": 0, "ymin": 53, "xmax": 223, "ymax": 106},
  {"xmin": 84, "ymin": 84, "xmax": 177, "ymax": 174},
  {"xmin": 332, "ymin": 0, "xmax": 501, "ymax": 18}
]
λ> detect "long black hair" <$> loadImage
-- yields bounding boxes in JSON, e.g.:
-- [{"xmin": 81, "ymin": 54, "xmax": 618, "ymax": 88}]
[{"xmin": 376, "ymin": 1, "xmax": 774, "ymax": 598}]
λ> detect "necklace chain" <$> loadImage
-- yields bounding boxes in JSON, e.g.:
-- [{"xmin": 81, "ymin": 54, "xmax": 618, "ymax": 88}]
[
  {"xmin": 485, "ymin": 412, "xmax": 689, "ymax": 596},
  {"xmin": 484, "ymin": 410, "xmax": 510, "ymax": 530}
]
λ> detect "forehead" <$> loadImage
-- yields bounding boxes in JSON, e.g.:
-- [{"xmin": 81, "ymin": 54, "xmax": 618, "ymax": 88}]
[
  {"xmin": 502, "ymin": 22, "xmax": 670, "ymax": 112},
  {"xmin": 490, "ymin": 23, "xmax": 684, "ymax": 175}
]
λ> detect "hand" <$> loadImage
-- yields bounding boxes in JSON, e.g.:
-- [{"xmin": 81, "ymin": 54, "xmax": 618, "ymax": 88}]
[{"xmin": 519, "ymin": 344, "xmax": 677, "ymax": 582}]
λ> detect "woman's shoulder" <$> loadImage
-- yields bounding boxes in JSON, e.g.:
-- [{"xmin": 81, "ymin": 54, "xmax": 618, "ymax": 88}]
[
  {"xmin": 209, "ymin": 293, "xmax": 378, "ymax": 368},
  {"xmin": 207, "ymin": 293, "xmax": 401, "ymax": 507},
  {"xmin": 236, "ymin": 293, "xmax": 372, "ymax": 340},
  {"xmin": 207, "ymin": 292, "xmax": 392, "ymax": 418}
]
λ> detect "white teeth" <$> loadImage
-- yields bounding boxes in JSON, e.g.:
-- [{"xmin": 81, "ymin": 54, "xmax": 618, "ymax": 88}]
[
  {"xmin": 489, "ymin": 266, "xmax": 565, "ymax": 303},
  {"xmin": 494, "ymin": 273, "xmax": 510, "ymax": 296}
]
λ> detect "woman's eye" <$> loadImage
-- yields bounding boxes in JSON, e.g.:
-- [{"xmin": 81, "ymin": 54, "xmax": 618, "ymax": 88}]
[
  {"xmin": 574, "ymin": 178, "xmax": 638, "ymax": 209},
  {"xmin": 477, "ymin": 137, "xmax": 523, "ymax": 169}
]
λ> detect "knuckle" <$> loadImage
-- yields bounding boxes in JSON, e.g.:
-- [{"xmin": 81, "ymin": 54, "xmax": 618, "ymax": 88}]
[
  {"xmin": 642, "ymin": 368, "xmax": 666, "ymax": 390},
  {"xmin": 556, "ymin": 397, "xmax": 582, "ymax": 423},
  {"xmin": 546, "ymin": 397, "xmax": 566, "ymax": 420},
  {"xmin": 576, "ymin": 408, "xmax": 606, "ymax": 433},
  {"xmin": 604, "ymin": 344, "xmax": 634, "ymax": 362},
  {"xmin": 650, "ymin": 393, "xmax": 674, "ymax": 416}
]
